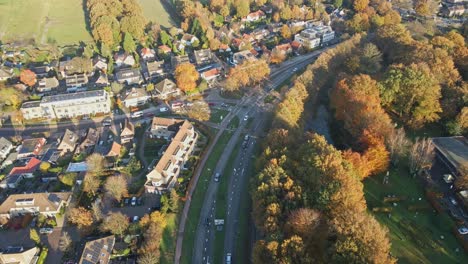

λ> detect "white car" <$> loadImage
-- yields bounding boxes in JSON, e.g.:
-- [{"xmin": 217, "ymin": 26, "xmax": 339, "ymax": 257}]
[
  {"xmin": 458, "ymin": 226, "xmax": 468, "ymax": 235},
  {"xmin": 450, "ymin": 197, "xmax": 458, "ymax": 206},
  {"xmin": 243, "ymin": 115, "xmax": 248, "ymax": 121},
  {"xmin": 160, "ymin": 107, "xmax": 169, "ymax": 112},
  {"xmin": 131, "ymin": 197, "xmax": 137, "ymax": 206},
  {"xmin": 226, "ymin": 253, "xmax": 232, "ymax": 264},
  {"xmin": 39, "ymin": 228, "xmax": 54, "ymax": 234}
]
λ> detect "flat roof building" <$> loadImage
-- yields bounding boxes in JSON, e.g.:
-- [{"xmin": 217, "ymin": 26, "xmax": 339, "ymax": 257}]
[{"xmin": 432, "ymin": 136, "xmax": 468, "ymax": 176}]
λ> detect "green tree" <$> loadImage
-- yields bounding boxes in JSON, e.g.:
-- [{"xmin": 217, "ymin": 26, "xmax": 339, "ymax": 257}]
[
  {"xmin": 169, "ymin": 188, "xmax": 180, "ymax": 213},
  {"xmin": 100, "ymin": 212, "xmax": 129, "ymax": 237},
  {"xmin": 30, "ymin": 228, "xmax": 40, "ymax": 245},
  {"xmin": 59, "ymin": 173, "xmax": 77, "ymax": 187},
  {"xmin": 123, "ymin": 33, "xmax": 136, "ymax": 53}
]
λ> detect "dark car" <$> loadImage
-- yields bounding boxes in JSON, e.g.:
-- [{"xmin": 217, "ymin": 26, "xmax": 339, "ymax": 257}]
[{"xmin": 137, "ymin": 197, "xmax": 143, "ymax": 206}]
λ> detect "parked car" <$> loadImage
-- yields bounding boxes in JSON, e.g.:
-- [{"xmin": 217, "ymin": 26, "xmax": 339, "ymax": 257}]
[
  {"xmin": 39, "ymin": 228, "xmax": 53, "ymax": 234},
  {"xmin": 450, "ymin": 197, "xmax": 458, "ymax": 206},
  {"xmin": 131, "ymin": 197, "xmax": 137, "ymax": 206},
  {"xmin": 214, "ymin": 173, "xmax": 220, "ymax": 182},
  {"xmin": 103, "ymin": 117, "xmax": 112, "ymax": 127},
  {"xmin": 159, "ymin": 107, "xmax": 169, "ymax": 112},
  {"xmin": 458, "ymin": 226, "xmax": 468, "ymax": 235},
  {"xmin": 124, "ymin": 198, "xmax": 130, "ymax": 206},
  {"xmin": 226, "ymin": 253, "xmax": 232, "ymax": 264},
  {"xmin": 137, "ymin": 197, "xmax": 143, "ymax": 206},
  {"xmin": 132, "ymin": 216, "xmax": 139, "ymax": 223},
  {"xmin": 131, "ymin": 111, "xmax": 143, "ymax": 119},
  {"xmin": 243, "ymin": 115, "xmax": 248, "ymax": 121}
]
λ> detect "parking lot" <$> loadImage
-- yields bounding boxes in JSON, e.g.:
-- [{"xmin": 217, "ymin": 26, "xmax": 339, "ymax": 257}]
[{"xmin": 102, "ymin": 193, "xmax": 161, "ymax": 221}]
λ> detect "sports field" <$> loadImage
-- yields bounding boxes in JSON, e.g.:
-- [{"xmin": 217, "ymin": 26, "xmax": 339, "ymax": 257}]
[
  {"xmin": 0, "ymin": 0, "xmax": 92, "ymax": 45},
  {"xmin": 138, "ymin": 0, "xmax": 178, "ymax": 28}
]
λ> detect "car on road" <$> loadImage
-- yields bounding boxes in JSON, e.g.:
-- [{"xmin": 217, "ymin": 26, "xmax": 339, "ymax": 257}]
[
  {"xmin": 244, "ymin": 135, "xmax": 249, "ymax": 141},
  {"xmin": 450, "ymin": 197, "xmax": 458, "ymax": 206},
  {"xmin": 458, "ymin": 226, "xmax": 468, "ymax": 235},
  {"xmin": 103, "ymin": 117, "xmax": 112, "ymax": 127},
  {"xmin": 159, "ymin": 107, "xmax": 169, "ymax": 112},
  {"xmin": 132, "ymin": 216, "xmax": 139, "ymax": 222},
  {"xmin": 131, "ymin": 197, "xmax": 137, "ymax": 206},
  {"xmin": 226, "ymin": 253, "xmax": 232, "ymax": 264},
  {"xmin": 293, "ymin": 67, "xmax": 298, "ymax": 72},
  {"xmin": 131, "ymin": 111, "xmax": 143, "ymax": 119},
  {"xmin": 39, "ymin": 227, "xmax": 54, "ymax": 234},
  {"xmin": 214, "ymin": 173, "xmax": 220, "ymax": 182},
  {"xmin": 243, "ymin": 115, "xmax": 248, "ymax": 121}
]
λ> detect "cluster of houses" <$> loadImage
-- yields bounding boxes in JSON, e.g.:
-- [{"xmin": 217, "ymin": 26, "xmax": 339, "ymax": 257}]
[{"xmin": 439, "ymin": 0, "xmax": 468, "ymax": 17}]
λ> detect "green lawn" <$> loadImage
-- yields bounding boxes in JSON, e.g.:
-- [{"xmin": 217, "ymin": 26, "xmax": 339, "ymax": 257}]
[
  {"xmin": 364, "ymin": 166, "xmax": 468, "ymax": 264},
  {"xmin": 212, "ymin": 134, "xmax": 243, "ymax": 264},
  {"xmin": 137, "ymin": 0, "xmax": 178, "ymax": 28},
  {"xmin": 0, "ymin": 0, "xmax": 92, "ymax": 45},
  {"xmin": 210, "ymin": 109, "xmax": 230, "ymax": 124},
  {"xmin": 180, "ymin": 130, "xmax": 234, "ymax": 264},
  {"xmin": 160, "ymin": 213, "xmax": 178, "ymax": 264}
]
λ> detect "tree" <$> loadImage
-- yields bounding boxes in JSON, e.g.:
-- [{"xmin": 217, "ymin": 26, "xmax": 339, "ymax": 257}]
[
  {"xmin": 186, "ymin": 101, "xmax": 211, "ymax": 121},
  {"xmin": 175, "ymin": 63, "xmax": 199, "ymax": 92},
  {"xmin": 68, "ymin": 207, "xmax": 94, "ymax": 229},
  {"xmin": 280, "ymin": 25, "xmax": 292, "ymax": 40},
  {"xmin": 0, "ymin": 87, "xmax": 25, "ymax": 110},
  {"xmin": 353, "ymin": 0, "xmax": 370, "ymax": 12},
  {"xmin": 169, "ymin": 188, "xmax": 180, "ymax": 213},
  {"xmin": 454, "ymin": 166, "xmax": 468, "ymax": 190},
  {"xmin": 334, "ymin": 0, "xmax": 343, "ymax": 8},
  {"xmin": 280, "ymin": 5, "xmax": 292, "ymax": 21},
  {"xmin": 385, "ymin": 128, "xmax": 409, "ymax": 165},
  {"xmin": 270, "ymin": 49, "xmax": 287, "ymax": 64},
  {"xmin": 30, "ymin": 228, "xmax": 40, "ymax": 245},
  {"xmin": 20, "ymin": 69, "xmax": 37, "ymax": 86},
  {"xmin": 234, "ymin": 0, "xmax": 250, "ymax": 18},
  {"xmin": 111, "ymin": 82, "xmax": 124, "ymax": 94},
  {"xmin": 58, "ymin": 232, "xmax": 72, "ymax": 252},
  {"xmin": 285, "ymin": 208, "xmax": 321, "ymax": 237},
  {"xmin": 138, "ymin": 252, "xmax": 160, "ymax": 264},
  {"xmin": 59, "ymin": 173, "xmax": 77, "ymax": 187},
  {"xmin": 104, "ymin": 176, "xmax": 128, "ymax": 202},
  {"xmin": 146, "ymin": 83, "xmax": 154, "ymax": 92},
  {"xmin": 359, "ymin": 43, "xmax": 382, "ymax": 74},
  {"xmin": 409, "ymin": 138, "xmax": 435, "ymax": 175},
  {"xmin": 101, "ymin": 212, "xmax": 129, "ymax": 236},
  {"xmin": 83, "ymin": 173, "xmax": 100, "ymax": 196},
  {"xmin": 69, "ymin": 57, "xmax": 93, "ymax": 74},
  {"xmin": 40, "ymin": 162, "xmax": 51, "ymax": 173},
  {"xmin": 86, "ymin": 153, "xmax": 104, "ymax": 175},
  {"xmin": 414, "ymin": 0, "xmax": 436, "ymax": 17},
  {"xmin": 123, "ymin": 33, "xmax": 136, "ymax": 53},
  {"xmin": 91, "ymin": 201, "xmax": 103, "ymax": 221}
]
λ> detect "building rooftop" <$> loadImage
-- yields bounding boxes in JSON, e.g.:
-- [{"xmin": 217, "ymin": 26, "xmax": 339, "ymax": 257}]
[
  {"xmin": 0, "ymin": 192, "xmax": 71, "ymax": 215},
  {"xmin": 79, "ymin": 236, "xmax": 115, "ymax": 264},
  {"xmin": 41, "ymin": 90, "xmax": 107, "ymax": 104},
  {"xmin": 433, "ymin": 136, "xmax": 468, "ymax": 174}
]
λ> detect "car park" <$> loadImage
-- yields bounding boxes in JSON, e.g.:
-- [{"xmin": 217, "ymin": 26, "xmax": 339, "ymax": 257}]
[
  {"xmin": 214, "ymin": 173, "xmax": 220, "ymax": 182},
  {"xmin": 131, "ymin": 197, "xmax": 137, "ymax": 206}
]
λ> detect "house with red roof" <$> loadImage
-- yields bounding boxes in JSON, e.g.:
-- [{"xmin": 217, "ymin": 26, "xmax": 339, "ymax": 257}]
[
  {"xmin": 200, "ymin": 68, "xmax": 221, "ymax": 82},
  {"xmin": 273, "ymin": 43, "xmax": 293, "ymax": 55},
  {"xmin": 0, "ymin": 157, "xmax": 41, "ymax": 189},
  {"xmin": 158, "ymin": 45, "xmax": 172, "ymax": 54},
  {"xmin": 140, "ymin": 48, "xmax": 156, "ymax": 61},
  {"xmin": 244, "ymin": 10, "xmax": 266, "ymax": 22}
]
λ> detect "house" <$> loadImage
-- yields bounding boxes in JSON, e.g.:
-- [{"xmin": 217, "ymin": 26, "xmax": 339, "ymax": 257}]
[
  {"xmin": 268, "ymin": 22, "xmax": 283, "ymax": 33},
  {"xmin": 0, "ymin": 137, "xmax": 13, "ymax": 160},
  {"xmin": 181, "ymin": 34, "xmax": 199, "ymax": 46},
  {"xmin": 59, "ymin": 58, "xmax": 92, "ymax": 77},
  {"xmin": 114, "ymin": 53, "xmax": 135, "ymax": 68},
  {"xmin": 123, "ymin": 88, "xmax": 150, "ymax": 108},
  {"xmin": 0, "ymin": 192, "xmax": 71, "ymax": 219},
  {"xmin": 1, "ymin": 158, "xmax": 42, "ymax": 188},
  {"xmin": 21, "ymin": 90, "xmax": 111, "ymax": 120},
  {"xmin": 231, "ymin": 38, "xmax": 246, "ymax": 50},
  {"xmin": 36, "ymin": 77, "xmax": 59, "ymax": 93},
  {"xmin": 440, "ymin": 4, "xmax": 467, "ymax": 17},
  {"xmin": 92, "ymin": 57, "xmax": 108, "ymax": 72},
  {"xmin": 106, "ymin": 142, "xmax": 121, "ymax": 158},
  {"xmin": 30, "ymin": 65, "xmax": 51, "ymax": 78},
  {"xmin": 200, "ymin": 68, "xmax": 220, "ymax": 82},
  {"xmin": 219, "ymin": 44, "xmax": 231, "ymax": 53},
  {"xmin": 17, "ymin": 138, "xmax": 46, "ymax": 159},
  {"xmin": 146, "ymin": 118, "xmax": 198, "ymax": 192},
  {"xmin": 140, "ymin": 47, "xmax": 156, "ymax": 61},
  {"xmin": 244, "ymin": 10, "xmax": 266, "ymax": 22},
  {"xmin": 0, "ymin": 246, "xmax": 38, "ymax": 264},
  {"xmin": 76, "ymin": 128, "xmax": 99, "ymax": 155},
  {"xmin": 171, "ymin": 55, "xmax": 190, "ymax": 69},
  {"xmin": 312, "ymin": 25, "xmax": 335, "ymax": 44},
  {"xmin": 120, "ymin": 119, "xmax": 135, "ymax": 144},
  {"xmin": 251, "ymin": 28, "xmax": 270, "ymax": 41},
  {"xmin": 291, "ymin": 41, "xmax": 302, "ymax": 50},
  {"xmin": 78, "ymin": 236, "xmax": 115, "ymax": 264},
  {"xmin": 194, "ymin": 49, "xmax": 215, "ymax": 66},
  {"xmin": 95, "ymin": 72, "xmax": 110, "ymax": 87},
  {"xmin": 57, "ymin": 129, "xmax": 78, "ymax": 156},
  {"xmin": 0, "ymin": 67, "xmax": 14, "ymax": 81},
  {"xmin": 65, "ymin": 73, "xmax": 89, "ymax": 90},
  {"xmin": 114, "ymin": 68, "xmax": 142, "ymax": 85},
  {"xmin": 1, "ymin": 153, "xmax": 18, "ymax": 169},
  {"xmin": 145, "ymin": 61, "xmax": 167, "ymax": 81},
  {"xmin": 233, "ymin": 50, "xmax": 256, "ymax": 65},
  {"xmin": 273, "ymin": 43, "xmax": 293, "ymax": 55},
  {"xmin": 158, "ymin": 45, "xmax": 172, "ymax": 54},
  {"xmin": 153, "ymin": 78, "xmax": 180, "ymax": 100},
  {"xmin": 294, "ymin": 28, "xmax": 321, "ymax": 49}
]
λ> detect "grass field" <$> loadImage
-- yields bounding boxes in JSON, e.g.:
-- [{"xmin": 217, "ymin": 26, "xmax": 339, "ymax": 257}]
[
  {"xmin": 364, "ymin": 165, "xmax": 468, "ymax": 264},
  {"xmin": 209, "ymin": 108, "xmax": 229, "ymax": 124},
  {"xmin": 160, "ymin": 213, "xmax": 178, "ymax": 264},
  {"xmin": 180, "ymin": 129, "xmax": 234, "ymax": 264},
  {"xmin": 137, "ymin": 0, "xmax": 178, "ymax": 28},
  {"xmin": 0, "ymin": 0, "xmax": 92, "ymax": 45}
]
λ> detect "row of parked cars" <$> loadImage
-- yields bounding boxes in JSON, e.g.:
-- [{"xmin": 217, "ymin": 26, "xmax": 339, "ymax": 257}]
[{"xmin": 122, "ymin": 196, "xmax": 143, "ymax": 207}]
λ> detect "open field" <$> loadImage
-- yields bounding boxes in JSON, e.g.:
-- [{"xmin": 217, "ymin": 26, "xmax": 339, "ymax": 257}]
[
  {"xmin": 180, "ymin": 129, "xmax": 233, "ymax": 264},
  {"xmin": 0, "ymin": 0, "xmax": 92, "ymax": 45},
  {"xmin": 364, "ymin": 165, "xmax": 468, "ymax": 264},
  {"xmin": 160, "ymin": 213, "xmax": 178, "ymax": 264},
  {"xmin": 137, "ymin": 0, "xmax": 178, "ymax": 28}
]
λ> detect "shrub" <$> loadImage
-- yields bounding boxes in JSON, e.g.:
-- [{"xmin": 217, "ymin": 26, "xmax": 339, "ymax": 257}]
[{"xmin": 37, "ymin": 247, "xmax": 48, "ymax": 264}]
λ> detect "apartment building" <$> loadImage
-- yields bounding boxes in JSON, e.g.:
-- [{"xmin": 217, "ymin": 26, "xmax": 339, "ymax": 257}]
[
  {"xmin": 20, "ymin": 90, "xmax": 111, "ymax": 120},
  {"xmin": 146, "ymin": 118, "xmax": 198, "ymax": 193},
  {"xmin": 294, "ymin": 25, "xmax": 334, "ymax": 49}
]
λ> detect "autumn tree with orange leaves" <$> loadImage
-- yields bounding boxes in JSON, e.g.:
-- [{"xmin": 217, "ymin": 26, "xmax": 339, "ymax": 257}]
[
  {"xmin": 20, "ymin": 69, "xmax": 37, "ymax": 86},
  {"xmin": 175, "ymin": 63, "xmax": 199, "ymax": 92}
]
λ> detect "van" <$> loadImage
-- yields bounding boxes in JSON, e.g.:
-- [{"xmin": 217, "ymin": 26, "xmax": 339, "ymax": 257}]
[{"xmin": 131, "ymin": 111, "xmax": 143, "ymax": 118}]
